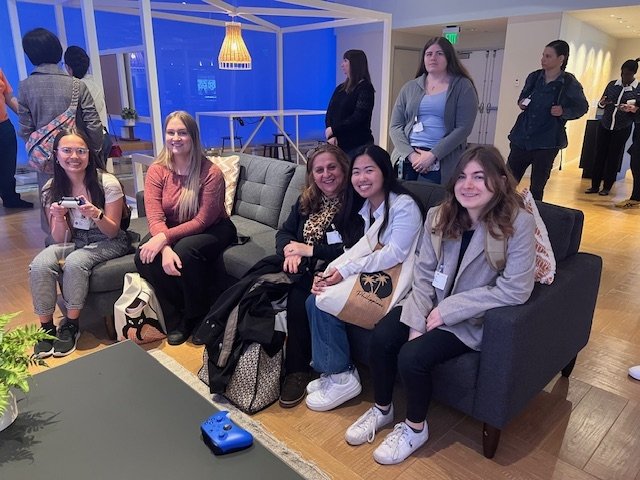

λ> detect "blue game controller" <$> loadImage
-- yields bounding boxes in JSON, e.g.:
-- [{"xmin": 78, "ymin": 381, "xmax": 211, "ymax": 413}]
[{"xmin": 200, "ymin": 410, "xmax": 253, "ymax": 455}]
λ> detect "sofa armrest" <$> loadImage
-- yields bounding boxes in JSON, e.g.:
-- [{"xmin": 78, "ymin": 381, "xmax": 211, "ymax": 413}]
[
  {"xmin": 472, "ymin": 252, "xmax": 602, "ymax": 428},
  {"xmin": 136, "ymin": 191, "xmax": 145, "ymax": 218}
]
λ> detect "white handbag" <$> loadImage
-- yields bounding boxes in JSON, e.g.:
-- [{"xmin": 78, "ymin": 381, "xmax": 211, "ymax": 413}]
[
  {"xmin": 315, "ymin": 211, "xmax": 419, "ymax": 329},
  {"xmin": 114, "ymin": 273, "xmax": 166, "ymax": 344}
]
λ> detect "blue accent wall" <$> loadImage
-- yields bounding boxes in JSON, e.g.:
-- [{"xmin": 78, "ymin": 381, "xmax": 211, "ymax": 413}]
[{"xmin": 1, "ymin": 2, "xmax": 336, "ymax": 164}]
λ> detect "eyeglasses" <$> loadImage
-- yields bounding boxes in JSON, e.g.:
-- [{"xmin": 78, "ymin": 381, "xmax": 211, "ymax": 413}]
[{"xmin": 57, "ymin": 147, "xmax": 89, "ymax": 156}]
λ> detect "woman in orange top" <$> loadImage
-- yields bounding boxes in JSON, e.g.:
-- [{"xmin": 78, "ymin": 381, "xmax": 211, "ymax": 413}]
[{"xmin": 0, "ymin": 68, "xmax": 32, "ymax": 209}]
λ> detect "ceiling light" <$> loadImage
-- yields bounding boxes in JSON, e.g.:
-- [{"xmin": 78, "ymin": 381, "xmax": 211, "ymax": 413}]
[{"xmin": 218, "ymin": 21, "xmax": 252, "ymax": 70}]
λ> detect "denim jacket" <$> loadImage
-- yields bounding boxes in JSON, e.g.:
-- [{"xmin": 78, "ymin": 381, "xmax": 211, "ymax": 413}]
[{"xmin": 508, "ymin": 69, "xmax": 588, "ymax": 150}]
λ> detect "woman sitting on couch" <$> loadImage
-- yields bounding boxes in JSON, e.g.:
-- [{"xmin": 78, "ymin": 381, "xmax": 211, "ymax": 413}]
[
  {"xmin": 345, "ymin": 145, "xmax": 536, "ymax": 465},
  {"xmin": 134, "ymin": 111, "xmax": 236, "ymax": 345}
]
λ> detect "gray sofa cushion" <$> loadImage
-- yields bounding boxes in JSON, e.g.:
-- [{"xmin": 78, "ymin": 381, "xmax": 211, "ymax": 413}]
[
  {"xmin": 233, "ymin": 154, "xmax": 297, "ymax": 229},
  {"xmin": 278, "ymin": 166, "xmax": 307, "ymax": 228}
]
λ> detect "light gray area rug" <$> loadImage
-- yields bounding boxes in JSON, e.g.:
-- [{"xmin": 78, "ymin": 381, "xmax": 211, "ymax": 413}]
[{"xmin": 149, "ymin": 349, "xmax": 331, "ymax": 480}]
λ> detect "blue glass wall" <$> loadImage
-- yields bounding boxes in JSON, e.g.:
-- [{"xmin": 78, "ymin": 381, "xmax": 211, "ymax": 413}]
[{"xmin": 0, "ymin": 2, "xmax": 336, "ymax": 163}]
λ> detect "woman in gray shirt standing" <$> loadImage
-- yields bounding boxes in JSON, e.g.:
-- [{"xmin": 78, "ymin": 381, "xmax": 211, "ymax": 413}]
[{"xmin": 389, "ymin": 36, "xmax": 478, "ymax": 185}]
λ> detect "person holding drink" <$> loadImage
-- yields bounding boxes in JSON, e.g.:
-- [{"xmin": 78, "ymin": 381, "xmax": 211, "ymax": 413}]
[{"xmin": 29, "ymin": 127, "xmax": 129, "ymax": 358}]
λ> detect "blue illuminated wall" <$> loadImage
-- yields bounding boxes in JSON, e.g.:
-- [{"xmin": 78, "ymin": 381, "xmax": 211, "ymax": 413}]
[{"xmin": 0, "ymin": 2, "xmax": 336, "ymax": 164}]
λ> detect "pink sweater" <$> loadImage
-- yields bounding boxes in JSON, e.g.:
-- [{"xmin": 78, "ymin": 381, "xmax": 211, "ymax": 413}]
[{"xmin": 144, "ymin": 159, "xmax": 227, "ymax": 244}]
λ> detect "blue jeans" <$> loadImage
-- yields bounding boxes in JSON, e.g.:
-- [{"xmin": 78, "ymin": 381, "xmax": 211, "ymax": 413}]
[
  {"xmin": 401, "ymin": 159, "xmax": 441, "ymax": 184},
  {"xmin": 306, "ymin": 294, "xmax": 352, "ymax": 374}
]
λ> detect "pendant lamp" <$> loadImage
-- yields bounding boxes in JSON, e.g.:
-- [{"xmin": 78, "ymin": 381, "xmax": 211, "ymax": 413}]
[{"xmin": 218, "ymin": 21, "xmax": 252, "ymax": 70}]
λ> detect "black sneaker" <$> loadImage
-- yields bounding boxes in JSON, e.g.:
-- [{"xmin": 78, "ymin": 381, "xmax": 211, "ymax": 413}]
[
  {"xmin": 53, "ymin": 322, "xmax": 80, "ymax": 357},
  {"xmin": 34, "ymin": 324, "xmax": 57, "ymax": 359},
  {"xmin": 279, "ymin": 372, "xmax": 312, "ymax": 408}
]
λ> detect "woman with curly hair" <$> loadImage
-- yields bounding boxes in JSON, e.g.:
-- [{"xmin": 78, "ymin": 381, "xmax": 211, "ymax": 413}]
[{"xmin": 344, "ymin": 145, "xmax": 536, "ymax": 465}]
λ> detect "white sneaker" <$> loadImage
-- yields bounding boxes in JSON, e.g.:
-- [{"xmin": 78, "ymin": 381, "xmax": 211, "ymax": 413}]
[
  {"xmin": 373, "ymin": 422, "xmax": 429, "ymax": 465},
  {"xmin": 305, "ymin": 368, "xmax": 362, "ymax": 411},
  {"xmin": 307, "ymin": 368, "xmax": 361, "ymax": 394},
  {"xmin": 345, "ymin": 404, "xmax": 394, "ymax": 445},
  {"xmin": 629, "ymin": 365, "xmax": 640, "ymax": 380}
]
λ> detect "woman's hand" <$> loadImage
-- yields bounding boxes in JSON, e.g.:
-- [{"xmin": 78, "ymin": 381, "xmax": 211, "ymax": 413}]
[
  {"xmin": 410, "ymin": 150, "xmax": 437, "ymax": 174},
  {"xmin": 76, "ymin": 195, "xmax": 101, "ymax": 220},
  {"xmin": 619, "ymin": 103, "xmax": 638, "ymax": 113},
  {"xmin": 49, "ymin": 203, "xmax": 69, "ymax": 222},
  {"xmin": 426, "ymin": 307, "xmax": 444, "ymax": 331},
  {"xmin": 139, "ymin": 232, "xmax": 168, "ymax": 264},
  {"xmin": 325, "ymin": 126, "xmax": 333, "ymax": 140},
  {"xmin": 311, "ymin": 267, "xmax": 343, "ymax": 294},
  {"xmin": 161, "ymin": 246, "xmax": 182, "ymax": 276},
  {"xmin": 408, "ymin": 328, "xmax": 424, "ymax": 341},
  {"xmin": 283, "ymin": 254, "xmax": 302, "ymax": 274},
  {"xmin": 284, "ymin": 241, "xmax": 313, "ymax": 258},
  {"xmin": 550, "ymin": 105, "xmax": 564, "ymax": 117}
]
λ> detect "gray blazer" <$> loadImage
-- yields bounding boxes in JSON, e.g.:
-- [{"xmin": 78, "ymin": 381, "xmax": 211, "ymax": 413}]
[
  {"xmin": 400, "ymin": 206, "xmax": 536, "ymax": 350},
  {"xmin": 17, "ymin": 64, "xmax": 104, "ymax": 152},
  {"xmin": 389, "ymin": 74, "xmax": 478, "ymax": 185}
]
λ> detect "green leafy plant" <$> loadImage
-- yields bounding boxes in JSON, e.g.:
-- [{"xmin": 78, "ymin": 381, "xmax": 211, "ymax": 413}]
[
  {"xmin": 121, "ymin": 107, "xmax": 138, "ymax": 120},
  {"xmin": 0, "ymin": 312, "xmax": 55, "ymax": 415}
]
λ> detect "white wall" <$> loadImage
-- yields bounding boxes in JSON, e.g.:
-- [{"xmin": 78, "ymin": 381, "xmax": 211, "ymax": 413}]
[{"xmin": 612, "ymin": 39, "xmax": 640, "ymax": 74}]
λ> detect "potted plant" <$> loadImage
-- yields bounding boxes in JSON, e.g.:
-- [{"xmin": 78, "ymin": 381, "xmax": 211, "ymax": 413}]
[
  {"xmin": 0, "ymin": 312, "xmax": 54, "ymax": 432},
  {"xmin": 121, "ymin": 107, "xmax": 138, "ymax": 127}
]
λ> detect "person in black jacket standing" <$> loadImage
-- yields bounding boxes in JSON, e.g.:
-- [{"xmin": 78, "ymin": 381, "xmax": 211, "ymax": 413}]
[
  {"xmin": 585, "ymin": 58, "xmax": 639, "ymax": 196},
  {"xmin": 507, "ymin": 40, "xmax": 589, "ymax": 201},
  {"xmin": 324, "ymin": 50, "xmax": 375, "ymax": 159}
]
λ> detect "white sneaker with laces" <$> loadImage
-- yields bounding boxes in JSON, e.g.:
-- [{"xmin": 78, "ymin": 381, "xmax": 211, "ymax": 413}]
[
  {"xmin": 307, "ymin": 368, "xmax": 361, "ymax": 394},
  {"xmin": 373, "ymin": 421, "xmax": 429, "ymax": 465},
  {"xmin": 345, "ymin": 404, "xmax": 394, "ymax": 445},
  {"xmin": 629, "ymin": 365, "xmax": 640, "ymax": 380},
  {"xmin": 305, "ymin": 368, "xmax": 362, "ymax": 411}
]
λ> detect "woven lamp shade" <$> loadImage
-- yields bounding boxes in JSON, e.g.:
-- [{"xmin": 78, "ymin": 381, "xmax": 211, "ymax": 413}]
[{"xmin": 218, "ymin": 21, "xmax": 252, "ymax": 70}]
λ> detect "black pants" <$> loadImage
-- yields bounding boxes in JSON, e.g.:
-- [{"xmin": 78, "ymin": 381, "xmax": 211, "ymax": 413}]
[
  {"xmin": 284, "ymin": 279, "xmax": 313, "ymax": 374},
  {"xmin": 631, "ymin": 151, "xmax": 640, "ymax": 201},
  {"xmin": 369, "ymin": 307, "xmax": 472, "ymax": 423},
  {"xmin": 0, "ymin": 118, "xmax": 20, "ymax": 204},
  {"xmin": 591, "ymin": 124, "xmax": 633, "ymax": 191},
  {"xmin": 507, "ymin": 144, "xmax": 559, "ymax": 201},
  {"xmin": 134, "ymin": 218, "xmax": 236, "ymax": 332}
]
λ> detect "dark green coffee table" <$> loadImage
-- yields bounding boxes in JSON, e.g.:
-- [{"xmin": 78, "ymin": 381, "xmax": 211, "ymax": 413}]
[{"xmin": 0, "ymin": 341, "xmax": 302, "ymax": 479}]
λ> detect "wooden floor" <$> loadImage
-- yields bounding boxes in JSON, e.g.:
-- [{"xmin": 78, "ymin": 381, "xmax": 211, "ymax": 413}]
[{"xmin": 4, "ymin": 160, "xmax": 640, "ymax": 480}]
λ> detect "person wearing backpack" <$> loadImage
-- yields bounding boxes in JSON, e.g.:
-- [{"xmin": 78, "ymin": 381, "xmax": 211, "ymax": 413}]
[
  {"xmin": 507, "ymin": 40, "xmax": 589, "ymax": 201},
  {"xmin": 343, "ymin": 146, "xmax": 535, "ymax": 465},
  {"xmin": 29, "ymin": 128, "xmax": 130, "ymax": 358},
  {"xmin": 17, "ymin": 28, "xmax": 103, "ymax": 230}
]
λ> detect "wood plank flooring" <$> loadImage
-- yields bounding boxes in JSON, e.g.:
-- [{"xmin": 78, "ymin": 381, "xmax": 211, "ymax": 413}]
[{"xmin": 4, "ymin": 160, "xmax": 640, "ymax": 479}]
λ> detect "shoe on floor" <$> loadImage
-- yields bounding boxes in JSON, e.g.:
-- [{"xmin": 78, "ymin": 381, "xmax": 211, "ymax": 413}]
[
  {"xmin": 345, "ymin": 404, "xmax": 394, "ymax": 445},
  {"xmin": 279, "ymin": 372, "xmax": 312, "ymax": 408},
  {"xmin": 598, "ymin": 189, "xmax": 610, "ymax": 196},
  {"xmin": 615, "ymin": 199, "xmax": 640, "ymax": 209},
  {"xmin": 629, "ymin": 365, "xmax": 640, "ymax": 380},
  {"xmin": 53, "ymin": 322, "xmax": 80, "ymax": 357},
  {"xmin": 307, "ymin": 368, "xmax": 360, "ymax": 395},
  {"xmin": 584, "ymin": 187, "xmax": 599, "ymax": 194},
  {"xmin": 305, "ymin": 368, "xmax": 362, "ymax": 411},
  {"xmin": 373, "ymin": 421, "xmax": 429, "ymax": 465},
  {"xmin": 2, "ymin": 198, "xmax": 34, "ymax": 209},
  {"xmin": 167, "ymin": 328, "xmax": 189, "ymax": 345},
  {"xmin": 34, "ymin": 324, "xmax": 57, "ymax": 359}
]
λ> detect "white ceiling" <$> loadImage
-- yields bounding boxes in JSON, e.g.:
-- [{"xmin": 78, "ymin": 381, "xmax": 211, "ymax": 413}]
[{"xmin": 395, "ymin": 5, "xmax": 640, "ymax": 40}]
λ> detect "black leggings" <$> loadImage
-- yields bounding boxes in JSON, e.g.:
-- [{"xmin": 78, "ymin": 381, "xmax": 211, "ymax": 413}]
[
  {"xmin": 134, "ymin": 218, "xmax": 236, "ymax": 331},
  {"xmin": 370, "ymin": 307, "xmax": 472, "ymax": 423}
]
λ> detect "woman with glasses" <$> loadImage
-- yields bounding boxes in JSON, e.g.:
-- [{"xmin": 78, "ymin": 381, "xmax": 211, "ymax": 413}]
[
  {"xmin": 390, "ymin": 36, "xmax": 478, "ymax": 185},
  {"xmin": 134, "ymin": 111, "xmax": 236, "ymax": 345},
  {"xmin": 29, "ymin": 127, "xmax": 130, "ymax": 358}
]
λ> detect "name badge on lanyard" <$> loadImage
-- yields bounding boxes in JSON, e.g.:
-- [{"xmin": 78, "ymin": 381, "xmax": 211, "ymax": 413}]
[{"xmin": 432, "ymin": 264, "xmax": 448, "ymax": 290}]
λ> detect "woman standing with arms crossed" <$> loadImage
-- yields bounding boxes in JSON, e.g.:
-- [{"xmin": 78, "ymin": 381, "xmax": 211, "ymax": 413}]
[
  {"xmin": 390, "ymin": 36, "xmax": 478, "ymax": 184},
  {"xmin": 344, "ymin": 146, "xmax": 535, "ymax": 465},
  {"xmin": 507, "ymin": 40, "xmax": 589, "ymax": 201},
  {"xmin": 135, "ymin": 111, "xmax": 236, "ymax": 345},
  {"xmin": 325, "ymin": 50, "xmax": 375, "ymax": 158}
]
